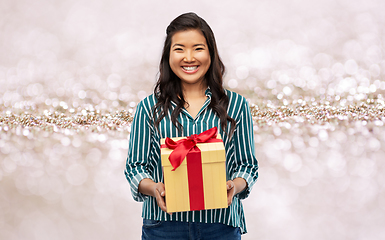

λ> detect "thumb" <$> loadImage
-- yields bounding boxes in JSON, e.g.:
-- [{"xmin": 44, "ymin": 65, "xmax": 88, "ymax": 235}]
[{"xmin": 159, "ymin": 184, "xmax": 165, "ymax": 196}]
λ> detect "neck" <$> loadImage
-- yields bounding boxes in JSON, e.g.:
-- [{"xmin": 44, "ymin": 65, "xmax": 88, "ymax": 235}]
[{"xmin": 181, "ymin": 81, "xmax": 207, "ymax": 99}]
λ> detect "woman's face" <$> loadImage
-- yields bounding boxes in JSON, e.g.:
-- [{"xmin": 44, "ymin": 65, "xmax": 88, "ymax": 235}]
[{"xmin": 169, "ymin": 29, "xmax": 211, "ymax": 87}]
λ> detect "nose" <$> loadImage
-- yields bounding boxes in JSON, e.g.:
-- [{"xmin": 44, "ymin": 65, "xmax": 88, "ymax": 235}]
[{"xmin": 183, "ymin": 50, "xmax": 194, "ymax": 62}]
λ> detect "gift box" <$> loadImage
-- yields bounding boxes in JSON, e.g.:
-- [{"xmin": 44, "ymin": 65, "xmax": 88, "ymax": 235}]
[{"xmin": 160, "ymin": 127, "xmax": 228, "ymax": 213}]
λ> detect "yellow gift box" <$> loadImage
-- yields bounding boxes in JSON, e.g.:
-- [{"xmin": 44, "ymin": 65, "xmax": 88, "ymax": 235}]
[{"xmin": 160, "ymin": 131, "xmax": 228, "ymax": 213}]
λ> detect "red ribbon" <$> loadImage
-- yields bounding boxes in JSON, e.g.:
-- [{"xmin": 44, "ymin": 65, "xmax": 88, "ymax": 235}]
[
  {"xmin": 161, "ymin": 127, "xmax": 222, "ymax": 211},
  {"xmin": 164, "ymin": 127, "xmax": 221, "ymax": 171}
]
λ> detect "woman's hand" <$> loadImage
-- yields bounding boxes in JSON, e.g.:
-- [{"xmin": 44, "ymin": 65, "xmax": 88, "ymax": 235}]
[
  {"xmin": 226, "ymin": 178, "xmax": 247, "ymax": 206},
  {"xmin": 153, "ymin": 182, "xmax": 167, "ymax": 212},
  {"xmin": 138, "ymin": 178, "xmax": 168, "ymax": 213}
]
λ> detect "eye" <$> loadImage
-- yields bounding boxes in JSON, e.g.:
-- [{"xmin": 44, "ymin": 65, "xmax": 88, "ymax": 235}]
[
  {"xmin": 195, "ymin": 47, "xmax": 205, "ymax": 51},
  {"xmin": 174, "ymin": 48, "xmax": 183, "ymax": 51}
]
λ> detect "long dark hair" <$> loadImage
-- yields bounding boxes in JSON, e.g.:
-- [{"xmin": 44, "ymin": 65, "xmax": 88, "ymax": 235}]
[{"xmin": 153, "ymin": 12, "xmax": 236, "ymax": 136}]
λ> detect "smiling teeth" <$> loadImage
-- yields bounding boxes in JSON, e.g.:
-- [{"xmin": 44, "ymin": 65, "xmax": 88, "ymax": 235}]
[{"xmin": 183, "ymin": 66, "xmax": 198, "ymax": 71}]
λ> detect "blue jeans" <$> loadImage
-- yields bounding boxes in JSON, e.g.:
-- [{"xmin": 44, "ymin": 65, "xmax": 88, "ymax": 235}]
[{"xmin": 142, "ymin": 219, "xmax": 241, "ymax": 240}]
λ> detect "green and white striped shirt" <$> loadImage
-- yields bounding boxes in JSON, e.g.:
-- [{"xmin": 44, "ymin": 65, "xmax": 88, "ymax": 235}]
[{"xmin": 125, "ymin": 88, "xmax": 258, "ymax": 234}]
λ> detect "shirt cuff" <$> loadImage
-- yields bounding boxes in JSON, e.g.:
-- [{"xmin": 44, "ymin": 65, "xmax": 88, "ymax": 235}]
[
  {"xmin": 231, "ymin": 172, "xmax": 256, "ymax": 200},
  {"xmin": 129, "ymin": 172, "xmax": 153, "ymax": 202}
]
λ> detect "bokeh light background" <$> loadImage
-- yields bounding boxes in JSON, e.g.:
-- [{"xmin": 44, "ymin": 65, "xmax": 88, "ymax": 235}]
[{"xmin": 1, "ymin": 0, "xmax": 385, "ymax": 239}]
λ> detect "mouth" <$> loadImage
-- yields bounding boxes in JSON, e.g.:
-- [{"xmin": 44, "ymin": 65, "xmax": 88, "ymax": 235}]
[{"xmin": 181, "ymin": 65, "xmax": 199, "ymax": 73}]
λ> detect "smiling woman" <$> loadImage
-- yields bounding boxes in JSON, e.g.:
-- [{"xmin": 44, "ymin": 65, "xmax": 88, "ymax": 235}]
[{"xmin": 124, "ymin": 12, "xmax": 259, "ymax": 240}]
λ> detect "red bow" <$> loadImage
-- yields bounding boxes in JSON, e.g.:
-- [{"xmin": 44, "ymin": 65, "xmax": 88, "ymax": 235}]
[{"xmin": 165, "ymin": 127, "xmax": 219, "ymax": 171}]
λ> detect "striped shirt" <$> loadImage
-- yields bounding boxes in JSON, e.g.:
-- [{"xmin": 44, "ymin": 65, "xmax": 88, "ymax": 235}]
[{"xmin": 124, "ymin": 88, "xmax": 258, "ymax": 234}]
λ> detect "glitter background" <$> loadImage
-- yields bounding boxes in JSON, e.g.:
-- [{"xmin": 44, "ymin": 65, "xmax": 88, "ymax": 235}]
[{"xmin": 1, "ymin": 0, "xmax": 385, "ymax": 239}]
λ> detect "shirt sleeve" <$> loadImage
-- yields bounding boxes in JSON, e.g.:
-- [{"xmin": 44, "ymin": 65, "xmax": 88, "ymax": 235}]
[
  {"xmin": 230, "ymin": 98, "xmax": 259, "ymax": 200},
  {"xmin": 124, "ymin": 100, "xmax": 154, "ymax": 202}
]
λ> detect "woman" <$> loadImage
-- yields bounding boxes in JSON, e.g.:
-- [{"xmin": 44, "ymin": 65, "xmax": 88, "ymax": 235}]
[{"xmin": 125, "ymin": 12, "xmax": 258, "ymax": 240}]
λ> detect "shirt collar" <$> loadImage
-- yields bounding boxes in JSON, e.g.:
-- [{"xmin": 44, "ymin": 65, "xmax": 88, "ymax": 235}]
[
  {"xmin": 204, "ymin": 86, "xmax": 212, "ymax": 98},
  {"xmin": 168, "ymin": 87, "xmax": 212, "ymax": 119},
  {"xmin": 170, "ymin": 87, "xmax": 212, "ymax": 108}
]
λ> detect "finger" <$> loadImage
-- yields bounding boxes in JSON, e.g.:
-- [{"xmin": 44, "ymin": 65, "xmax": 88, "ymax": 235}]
[
  {"xmin": 159, "ymin": 199, "xmax": 166, "ymax": 211},
  {"xmin": 157, "ymin": 195, "xmax": 167, "ymax": 212},
  {"xmin": 227, "ymin": 189, "xmax": 234, "ymax": 205},
  {"xmin": 158, "ymin": 183, "xmax": 166, "ymax": 196},
  {"xmin": 227, "ymin": 195, "xmax": 232, "ymax": 206},
  {"xmin": 227, "ymin": 183, "xmax": 234, "ymax": 206},
  {"xmin": 156, "ymin": 188, "xmax": 167, "ymax": 212}
]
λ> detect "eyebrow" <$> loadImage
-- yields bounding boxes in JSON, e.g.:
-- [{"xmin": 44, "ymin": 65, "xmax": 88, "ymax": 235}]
[{"xmin": 172, "ymin": 43, "xmax": 206, "ymax": 48}]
